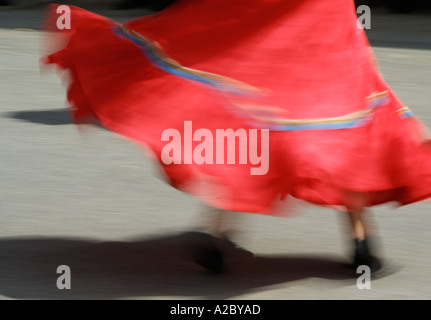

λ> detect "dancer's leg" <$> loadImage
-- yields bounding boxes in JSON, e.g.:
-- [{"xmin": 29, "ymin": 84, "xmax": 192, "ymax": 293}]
[
  {"xmin": 344, "ymin": 191, "xmax": 381, "ymax": 270},
  {"xmin": 192, "ymin": 206, "xmax": 229, "ymax": 274},
  {"xmin": 201, "ymin": 206, "xmax": 242, "ymax": 239},
  {"xmin": 193, "ymin": 206, "xmax": 244, "ymax": 273}
]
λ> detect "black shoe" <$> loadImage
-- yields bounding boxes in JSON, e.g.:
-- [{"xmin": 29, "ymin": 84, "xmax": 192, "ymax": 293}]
[
  {"xmin": 351, "ymin": 238, "xmax": 382, "ymax": 272},
  {"xmin": 192, "ymin": 244, "xmax": 224, "ymax": 274},
  {"xmin": 189, "ymin": 233, "xmax": 224, "ymax": 274}
]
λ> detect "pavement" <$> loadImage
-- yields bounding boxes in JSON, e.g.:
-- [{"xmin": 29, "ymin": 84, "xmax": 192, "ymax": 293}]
[{"xmin": 1, "ymin": 4, "xmax": 431, "ymax": 300}]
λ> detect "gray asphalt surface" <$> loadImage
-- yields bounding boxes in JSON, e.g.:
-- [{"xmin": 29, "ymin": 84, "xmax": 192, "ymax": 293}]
[{"xmin": 1, "ymin": 6, "xmax": 431, "ymax": 300}]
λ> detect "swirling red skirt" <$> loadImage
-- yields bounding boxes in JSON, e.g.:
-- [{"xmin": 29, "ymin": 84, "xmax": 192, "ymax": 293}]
[{"xmin": 41, "ymin": 0, "xmax": 431, "ymax": 215}]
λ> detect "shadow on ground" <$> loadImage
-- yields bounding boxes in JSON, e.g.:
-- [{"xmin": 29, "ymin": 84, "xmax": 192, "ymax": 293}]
[
  {"xmin": 5, "ymin": 109, "xmax": 105, "ymax": 128},
  {"xmin": 0, "ymin": 231, "xmax": 399, "ymax": 300},
  {"xmin": 5, "ymin": 109, "xmax": 73, "ymax": 125}
]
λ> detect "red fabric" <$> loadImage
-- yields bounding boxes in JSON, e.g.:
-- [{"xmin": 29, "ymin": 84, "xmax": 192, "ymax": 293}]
[{"xmin": 41, "ymin": 0, "xmax": 431, "ymax": 214}]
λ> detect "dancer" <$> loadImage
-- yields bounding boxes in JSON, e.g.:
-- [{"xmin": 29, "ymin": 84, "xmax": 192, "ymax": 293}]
[{"xmin": 41, "ymin": 0, "xmax": 431, "ymax": 273}]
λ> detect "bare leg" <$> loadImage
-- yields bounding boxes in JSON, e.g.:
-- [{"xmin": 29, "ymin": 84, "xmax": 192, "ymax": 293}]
[
  {"xmin": 201, "ymin": 206, "xmax": 224, "ymax": 237},
  {"xmin": 347, "ymin": 210, "xmax": 367, "ymax": 240},
  {"xmin": 344, "ymin": 190, "xmax": 373, "ymax": 238},
  {"xmin": 344, "ymin": 191, "xmax": 381, "ymax": 270},
  {"xmin": 202, "ymin": 206, "xmax": 242, "ymax": 240}
]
